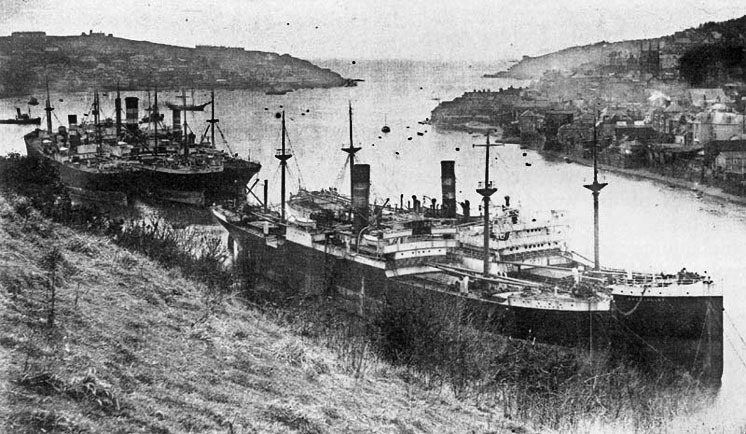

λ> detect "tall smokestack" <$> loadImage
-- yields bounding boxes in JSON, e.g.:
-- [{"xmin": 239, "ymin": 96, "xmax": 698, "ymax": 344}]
[
  {"xmin": 172, "ymin": 110, "xmax": 181, "ymax": 132},
  {"xmin": 352, "ymin": 164, "xmax": 370, "ymax": 234},
  {"xmin": 124, "ymin": 97, "xmax": 139, "ymax": 130},
  {"xmin": 441, "ymin": 160, "xmax": 456, "ymax": 218}
]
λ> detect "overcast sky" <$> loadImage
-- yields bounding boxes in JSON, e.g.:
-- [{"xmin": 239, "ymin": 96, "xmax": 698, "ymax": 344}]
[{"xmin": 0, "ymin": 0, "xmax": 744, "ymax": 62}]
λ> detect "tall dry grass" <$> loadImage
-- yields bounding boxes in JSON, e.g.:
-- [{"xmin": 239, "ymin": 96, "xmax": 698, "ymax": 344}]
[{"xmin": 0, "ymin": 153, "xmax": 736, "ymax": 433}]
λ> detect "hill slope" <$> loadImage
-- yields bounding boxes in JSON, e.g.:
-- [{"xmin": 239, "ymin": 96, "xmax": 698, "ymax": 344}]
[
  {"xmin": 492, "ymin": 14, "xmax": 746, "ymax": 83},
  {"xmin": 0, "ymin": 32, "xmax": 353, "ymax": 97},
  {"xmin": 0, "ymin": 193, "xmax": 516, "ymax": 434}
]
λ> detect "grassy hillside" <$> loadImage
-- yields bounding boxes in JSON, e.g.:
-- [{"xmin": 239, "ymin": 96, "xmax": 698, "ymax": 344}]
[
  {"xmin": 1, "ymin": 154, "xmax": 742, "ymax": 433},
  {"xmin": 0, "ymin": 192, "xmax": 518, "ymax": 434}
]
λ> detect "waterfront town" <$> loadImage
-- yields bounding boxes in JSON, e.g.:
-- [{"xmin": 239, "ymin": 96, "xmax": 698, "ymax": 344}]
[{"xmin": 431, "ymin": 20, "xmax": 746, "ymax": 196}]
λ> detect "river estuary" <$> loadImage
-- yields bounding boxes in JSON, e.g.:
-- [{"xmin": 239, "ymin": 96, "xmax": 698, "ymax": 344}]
[{"xmin": 2, "ymin": 59, "xmax": 746, "ymax": 430}]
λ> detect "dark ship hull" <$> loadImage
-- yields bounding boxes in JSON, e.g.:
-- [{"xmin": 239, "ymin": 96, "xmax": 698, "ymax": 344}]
[
  {"xmin": 214, "ymin": 209, "xmax": 512, "ymax": 332},
  {"xmin": 0, "ymin": 117, "xmax": 41, "ymax": 125},
  {"xmin": 611, "ymin": 291, "xmax": 723, "ymax": 379},
  {"xmin": 137, "ymin": 157, "xmax": 261, "ymax": 206}
]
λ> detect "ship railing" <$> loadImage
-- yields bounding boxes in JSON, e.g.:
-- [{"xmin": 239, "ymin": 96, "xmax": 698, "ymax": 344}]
[
  {"xmin": 275, "ymin": 148, "xmax": 293, "ymax": 158},
  {"xmin": 611, "ymin": 276, "xmax": 705, "ymax": 286}
]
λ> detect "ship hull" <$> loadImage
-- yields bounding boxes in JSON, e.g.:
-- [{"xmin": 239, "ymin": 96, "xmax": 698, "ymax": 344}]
[
  {"xmin": 509, "ymin": 304, "xmax": 612, "ymax": 349},
  {"xmin": 612, "ymin": 293, "xmax": 723, "ymax": 379},
  {"xmin": 215, "ymin": 211, "xmax": 615, "ymax": 348},
  {"xmin": 0, "ymin": 117, "xmax": 41, "ymax": 125},
  {"xmin": 138, "ymin": 157, "xmax": 260, "ymax": 206},
  {"xmin": 214, "ymin": 210, "xmax": 516, "ymax": 333}
]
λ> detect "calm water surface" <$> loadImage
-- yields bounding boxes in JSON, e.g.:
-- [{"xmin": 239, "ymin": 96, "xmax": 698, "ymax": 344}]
[{"xmin": 2, "ymin": 59, "xmax": 745, "ymax": 429}]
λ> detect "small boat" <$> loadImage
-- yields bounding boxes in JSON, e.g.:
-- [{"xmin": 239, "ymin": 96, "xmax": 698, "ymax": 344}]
[
  {"xmin": 265, "ymin": 87, "xmax": 292, "ymax": 95},
  {"xmin": 381, "ymin": 114, "xmax": 390, "ymax": 133},
  {"xmin": 165, "ymin": 101, "xmax": 212, "ymax": 111},
  {"xmin": 28, "ymin": 96, "xmax": 39, "ymax": 106},
  {"xmin": 0, "ymin": 107, "xmax": 41, "ymax": 125}
]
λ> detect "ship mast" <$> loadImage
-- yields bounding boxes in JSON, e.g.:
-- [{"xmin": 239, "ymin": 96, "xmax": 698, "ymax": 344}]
[
  {"xmin": 93, "ymin": 89, "xmax": 101, "ymax": 154},
  {"xmin": 181, "ymin": 88, "xmax": 189, "ymax": 157},
  {"xmin": 341, "ymin": 101, "xmax": 361, "ymax": 207},
  {"xmin": 275, "ymin": 111, "xmax": 293, "ymax": 222},
  {"xmin": 583, "ymin": 111, "xmax": 607, "ymax": 270},
  {"xmin": 207, "ymin": 89, "xmax": 217, "ymax": 148},
  {"xmin": 153, "ymin": 86, "xmax": 159, "ymax": 149},
  {"xmin": 115, "ymin": 82, "xmax": 122, "ymax": 139},
  {"xmin": 44, "ymin": 79, "xmax": 53, "ymax": 135},
  {"xmin": 473, "ymin": 131, "xmax": 500, "ymax": 277}
]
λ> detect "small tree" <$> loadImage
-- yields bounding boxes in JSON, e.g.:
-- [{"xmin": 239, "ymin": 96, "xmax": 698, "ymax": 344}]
[{"xmin": 40, "ymin": 246, "xmax": 65, "ymax": 328}]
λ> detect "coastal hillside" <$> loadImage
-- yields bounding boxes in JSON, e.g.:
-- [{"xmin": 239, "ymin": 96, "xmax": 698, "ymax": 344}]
[
  {"xmin": 492, "ymin": 14, "xmax": 746, "ymax": 84},
  {"xmin": 0, "ymin": 31, "xmax": 353, "ymax": 97},
  {"xmin": 490, "ymin": 40, "xmax": 640, "ymax": 80},
  {"xmin": 0, "ymin": 192, "xmax": 513, "ymax": 434}
]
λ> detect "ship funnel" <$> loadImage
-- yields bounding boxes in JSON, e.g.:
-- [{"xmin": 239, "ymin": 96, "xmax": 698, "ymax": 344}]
[
  {"xmin": 67, "ymin": 114, "xmax": 77, "ymax": 126},
  {"xmin": 124, "ymin": 97, "xmax": 139, "ymax": 128},
  {"xmin": 16, "ymin": 107, "xmax": 21, "ymax": 118},
  {"xmin": 352, "ymin": 164, "xmax": 370, "ymax": 234},
  {"xmin": 441, "ymin": 160, "xmax": 456, "ymax": 218},
  {"xmin": 172, "ymin": 110, "xmax": 182, "ymax": 132}
]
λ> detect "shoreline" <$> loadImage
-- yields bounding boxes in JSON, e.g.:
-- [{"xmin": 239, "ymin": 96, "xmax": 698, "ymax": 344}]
[{"xmin": 552, "ymin": 152, "xmax": 746, "ymax": 207}]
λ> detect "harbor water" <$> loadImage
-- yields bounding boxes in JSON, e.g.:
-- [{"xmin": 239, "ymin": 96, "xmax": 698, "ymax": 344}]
[{"xmin": 2, "ymin": 59, "xmax": 746, "ymax": 428}]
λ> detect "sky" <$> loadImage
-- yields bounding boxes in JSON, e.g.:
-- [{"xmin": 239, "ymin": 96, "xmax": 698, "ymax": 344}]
[{"xmin": 0, "ymin": 0, "xmax": 745, "ymax": 62}]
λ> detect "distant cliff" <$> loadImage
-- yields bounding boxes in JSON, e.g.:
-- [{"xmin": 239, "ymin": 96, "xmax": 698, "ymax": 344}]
[{"xmin": 0, "ymin": 31, "xmax": 354, "ymax": 97}]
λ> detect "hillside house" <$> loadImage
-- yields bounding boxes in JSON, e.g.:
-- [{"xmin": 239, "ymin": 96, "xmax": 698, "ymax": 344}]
[
  {"xmin": 692, "ymin": 110, "xmax": 745, "ymax": 145},
  {"xmin": 614, "ymin": 125, "xmax": 658, "ymax": 144},
  {"xmin": 518, "ymin": 110, "xmax": 544, "ymax": 135},
  {"xmin": 712, "ymin": 140, "xmax": 746, "ymax": 180}
]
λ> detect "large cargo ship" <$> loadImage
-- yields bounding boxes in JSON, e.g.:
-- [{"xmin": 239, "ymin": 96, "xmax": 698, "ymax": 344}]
[
  {"xmin": 212, "ymin": 111, "xmax": 723, "ymax": 380},
  {"xmin": 24, "ymin": 89, "xmax": 139, "ymax": 206},
  {"xmin": 126, "ymin": 89, "xmax": 261, "ymax": 206}
]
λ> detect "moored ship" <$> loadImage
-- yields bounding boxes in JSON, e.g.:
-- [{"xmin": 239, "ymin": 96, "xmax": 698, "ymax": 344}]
[
  {"xmin": 212, "ymin": 110, "xmax": 723, "ymax": 380},
  {"xmin": 125, "ymin": 89, "xmax": 261, "ymax": 206},
  {"xmin": 24, "ymin": 88, "xmax": 139, "ymax": 206},
  {"xmin": 0, "ymin": 107, "xmax": 41, "ymax": 125}
]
